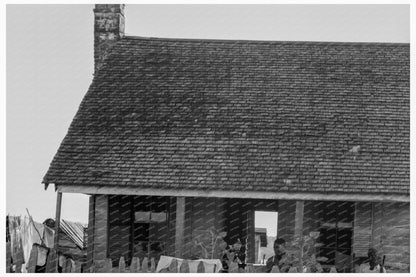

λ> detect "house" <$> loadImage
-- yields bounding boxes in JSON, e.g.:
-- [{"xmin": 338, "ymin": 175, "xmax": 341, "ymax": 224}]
[{"xmin": 43, "ymin": 4, "xmax": 409, "ymax": 273}]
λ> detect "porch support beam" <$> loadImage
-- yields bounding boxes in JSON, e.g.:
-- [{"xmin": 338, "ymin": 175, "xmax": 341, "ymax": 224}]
[
  {"xmin": 246, "ymin": 209, "xmax": 255, "ymax": 264},
  {"xmin": 54, "ymin": 192, "xmax": 62, "ymax": 251},
  {"xmin": 294, "ymin": 200, "xmax": 304, "ymax": 272},
  {"xmin": 51, "ymin": 192, "xmax": 62, "ymax": 272},
  {"xmin": 86, "ymin": 195, "xmax": 96, "ymax": 272},
  {"xmin": 174, "ymin": 197, "xmax": 186, "ymax": 258},
  {"xmin": 56, "ymin": 184, "xmax": 409, "ymax": 203},
  {"xmin": 294, "ymin": 200, "xmax": 304, "ymax": 238}
]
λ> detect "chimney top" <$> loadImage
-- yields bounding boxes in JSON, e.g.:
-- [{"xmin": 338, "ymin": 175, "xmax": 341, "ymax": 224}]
[
  {"xmin": 94, "ymin": 4, "xmax": 125, "ymax": 74},
  {"xmin": 94, "ymin": 4, "xmax": 125, "ymax": 14}
]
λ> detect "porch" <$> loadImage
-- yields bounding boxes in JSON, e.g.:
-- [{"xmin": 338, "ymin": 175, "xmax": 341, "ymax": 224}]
[{"xmin": 81, "ymin": 194, "xmax": 409, "ymax": 273}]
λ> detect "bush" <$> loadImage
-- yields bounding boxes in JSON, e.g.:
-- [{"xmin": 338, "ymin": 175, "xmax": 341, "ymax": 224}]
[{"xmin": 284, "ymin": 231, "xmax": 328, "ymax": 273}]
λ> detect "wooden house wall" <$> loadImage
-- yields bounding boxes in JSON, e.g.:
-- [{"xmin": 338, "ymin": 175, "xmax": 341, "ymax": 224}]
[
  {"xmin": 354, "ymin": 202, "xmax": 409, "ymax": 271},
  {"xmin": 91, "ymin": 194, "xmax": 109, "ymax": 272},
  {"xmin": 278, "ymin": 200, "xmax": 410, "ymax": 272},
  {"xmin": 107, "ymin": 195, "xmax": 176, "ymax": 264},
  {"xmin": 276, "ymin": 200, "xmax": 297, "ymax": 242},
  {"xmin": 372, "ymin": 202, "xmax": 409, "ymax": 271},
  {"xmin": 353, "ymin": 202, "xmax": 373, "ymax": 257},
  {"xmin": 108, "ymin": 195, "xmax": 132, "ymax": 264}
]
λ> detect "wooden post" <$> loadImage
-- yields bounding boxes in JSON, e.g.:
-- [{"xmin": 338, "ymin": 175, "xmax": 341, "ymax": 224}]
[
  {"xmin": 294, "ymin": 200, "xmax": 304, "ymax": 236},
  {"xmin": 294, "ymin": 200, "xmax": 304, "ymax": 272},
  {"xmin": 54, "ymin": 192, "xmax": 62, "ymax": 249},
  {"xmin": 246, "ymin": 208, "xmax": 256, "ymax": 264},
  {"xmin": 6, "ymin": 241, "xmax": 11, "ymax": 273},
  {"xmin": 131, "ymin": 257, "xmax": 140, "ymax": 273},
  {"xmin": 168, "ymin": 258, "xmax": 178, "ymax": 273},
  {"xmin": 150, "ymin": 258, "xmax": 156, "ymax": 272},
  {"xmin": 86, "ymin": 195, "xmax": 96, "ymax": 272},
  {"xmin": 197, "ymin": 261, "xmax": 205, "ymax": 273},
  {"xmin": 141, "ymin": 257, "xmax": 149, "ymax": 272},
  {"xmin": 174, "ymin": 197, "xmax": 186, "ymax": 258},
  {"xmin": 118, "ymin": 256, "xmax": 126, "ymax": 272},
  {"xmin": 104, "ymin": 258, "xmax": 112, "ymax": 273},
  {"xmin": 180, "ymin": 259, "xmax": 190, "ymax": 273},
  {"xmin": 52, "ymin": 192, "xmax": 62, "ymax": 272}
]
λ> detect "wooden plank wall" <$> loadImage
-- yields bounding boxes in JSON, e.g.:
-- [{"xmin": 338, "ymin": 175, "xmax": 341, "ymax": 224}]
[
  {"xmin": 108, "ymin": 195, "xmax": 132, "ymax": 265},
  {"xmin": 93, "ymin": 194, "xmax": 109, "ymax": 272},
  {"xmin": 353, "ymin": 202, "xmax": 410, "ymax": 271},
  {"xmin": 174, "ymin": 197, "xmax": 186, "ymax": 257},
  {"xmin": 276, "ymin": 200, "xmax": 297, "ymax": 242},
  {"xmin": 352, "ymin": 202, "xmax": 373, "ymax": 257},
  {"xmin": 373, "ymin": 202, "xmax": 410, "ymax": 272},
  {"xmin": 166, "ymin": 197, "xmax": 178, "ymax": 257}
]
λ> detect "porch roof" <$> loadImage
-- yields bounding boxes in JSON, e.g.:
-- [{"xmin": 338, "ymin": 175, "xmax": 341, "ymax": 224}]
[{"xmin": 43, "ymin": 37, "xmax": 409, "ymax": 197}]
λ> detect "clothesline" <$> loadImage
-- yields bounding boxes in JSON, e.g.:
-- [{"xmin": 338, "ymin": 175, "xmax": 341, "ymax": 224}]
[{"xmin": 6, "ymin": 214, "xmax": 86, "ymax": 273}]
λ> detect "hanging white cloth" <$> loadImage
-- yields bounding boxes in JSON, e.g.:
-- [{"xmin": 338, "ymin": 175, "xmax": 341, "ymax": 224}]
[
  {"xmin": 156, "ymin": 256, "xmax": 183, "ymax": 272},
  {"xmin": 156, "ymin": 255, "xmax": 222, "ymax": 273},
  {"xmin": 21, "ymin": 216, "xmax": 45, "ymax": 272}
]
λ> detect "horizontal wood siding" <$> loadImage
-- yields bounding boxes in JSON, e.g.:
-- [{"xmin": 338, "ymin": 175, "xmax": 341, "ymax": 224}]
[
  {"xmin": 374, "ymin": 202, "xmax": 410, "ymax": 272},
  {"xmin": 353, "ymin": 202, "xmax": 372, "ymax": 257}
]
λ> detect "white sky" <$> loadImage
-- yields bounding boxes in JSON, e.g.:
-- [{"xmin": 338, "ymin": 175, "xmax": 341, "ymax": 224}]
[
  {"xmin": 255, "ymin": 211, "xmax": 278, "ymax": 237},
  {"xmin": 5, "ymin": 4, "xmax": 410, "ymax": 225}
]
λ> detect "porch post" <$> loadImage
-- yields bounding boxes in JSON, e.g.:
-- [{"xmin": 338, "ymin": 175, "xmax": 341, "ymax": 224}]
[
  {"xmin": 246, "ymin": 209, "xmax": 256, "ymax": 264},
  {"xmin": 294, "ymin": 200, "xmax": 304, "ymax": 272},
  {"xmin": 93, "ymin": 195, "xmax": 109, "ymax": 272},
  {"xmin": 86, "ymin": 195, "xmax": 96, "ymax": 272},
  {"xmin": 174, "ymin": 197, "xmax": 186, "ymax": 258},
  {"xmin": 294, "ymin": 200, "xmax": 304, "ymax": 237},
  {"xmin": 54, "ymin": 192, "xmax": 62, "ymax": 250},
  {"xmin": 52, "ymin": 191, "xmax": 62, "ymax": 272}
]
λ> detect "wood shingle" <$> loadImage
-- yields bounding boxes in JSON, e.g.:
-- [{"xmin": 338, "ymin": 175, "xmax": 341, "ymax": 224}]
[{"xmin": 43, "ymin": 37, "xmax": 409, "ymax": 196}]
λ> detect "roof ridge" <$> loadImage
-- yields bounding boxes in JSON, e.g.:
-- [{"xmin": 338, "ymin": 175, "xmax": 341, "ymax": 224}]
[{"xmin": 122, "ymin": 35, "xmax": 409, "ymax": 46}]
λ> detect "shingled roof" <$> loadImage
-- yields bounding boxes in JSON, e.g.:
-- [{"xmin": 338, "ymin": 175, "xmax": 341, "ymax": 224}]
[{"xmin": 43, "ymin": 37, "xmax": 409, "ymax": 196}]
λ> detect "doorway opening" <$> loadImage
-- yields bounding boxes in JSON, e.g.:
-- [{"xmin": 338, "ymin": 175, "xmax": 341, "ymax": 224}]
[{"xmin": 254, "ymin": 211, "xmax": 278, "ymax": 264}]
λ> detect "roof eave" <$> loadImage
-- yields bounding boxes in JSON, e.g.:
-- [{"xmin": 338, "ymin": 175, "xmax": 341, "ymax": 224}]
[{"xmin": 56, "ymin": 184, "xmax": 409, "ymax": 203}]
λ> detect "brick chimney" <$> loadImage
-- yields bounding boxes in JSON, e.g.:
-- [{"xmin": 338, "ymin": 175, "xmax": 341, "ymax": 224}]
[{"xmin": 94, "ymin": 4, "xmax": 125, "ymax": 74}]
